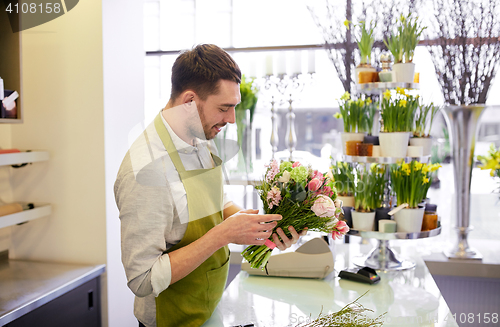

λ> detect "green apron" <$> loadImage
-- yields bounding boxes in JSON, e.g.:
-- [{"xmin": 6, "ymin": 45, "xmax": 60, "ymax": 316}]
[{"xmin": 154, "ymin": 113, "xmax": 230, "ymax": 327}]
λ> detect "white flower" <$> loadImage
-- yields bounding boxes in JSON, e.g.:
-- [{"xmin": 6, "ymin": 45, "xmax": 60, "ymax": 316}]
[
  {"xmin": 334, "ymin": 199, "xmax": 343, "ymax": 209},
  {"xmin": 327, "ymin": 169, "xmax": 334, "ymax": 182},
  {"xmin": 278, "ymin": 170, "xmax": 291, "ymax": 183},
  {"xmin": 326, "ymin": 217, "xmax": 339, "ymax": 229}
]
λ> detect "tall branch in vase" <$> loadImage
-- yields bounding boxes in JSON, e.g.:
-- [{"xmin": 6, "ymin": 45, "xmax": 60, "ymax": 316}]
[
  {"xmin": 424, "ymin": 0, "xmax": 500, "ymax": 260},
  {"xmin": 425, "ymin": 0, "xmax": 500, "ymax": 105},
  {"xmin": 308, "ymin": 0, "xmax": 416, "ymax": 92}
]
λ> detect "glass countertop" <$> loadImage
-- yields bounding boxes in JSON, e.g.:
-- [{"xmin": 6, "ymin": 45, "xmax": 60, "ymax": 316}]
[{"xmin": 203, "ymin": 243, "xmax": 458, "ymax": 327}]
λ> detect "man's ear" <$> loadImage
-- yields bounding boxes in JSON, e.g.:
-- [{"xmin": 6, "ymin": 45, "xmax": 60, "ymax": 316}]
[{"xmin": 180, "ymin": 90, "xmax": 196, "ymax": 108}]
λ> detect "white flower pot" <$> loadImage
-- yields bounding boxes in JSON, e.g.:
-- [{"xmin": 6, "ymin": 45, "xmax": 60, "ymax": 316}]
[
  {"xmin": 355, "ymin": 65, "xmax": 377, "ymax": 84},
  {"xmin": 410, "ymin": 137, "xmax": 433, "ymax": 156},
  {"xmin": 352, "ymin": 209, "xmax": 376, "ymax": 231},
  {"xmin": 337, "ymin": 195, "xmax": 354, "ymax": 208},
  {"xmin": 406, "ymin": 145, "xmax": 423, "ymax": 157},
  {"xmin": 340, "ymin": 132, "xmax": 366, "ymax": 155},
  {"xmin": 394, "ymin": 208, "xmax": 425, "ymax": 233},
  {"xmin": 392, "ymin": 63, "xmax": 415, "ymax": 83},
  {"xmin": 378, "ymin": 132, "xmax": 410, "ymax": 158}
]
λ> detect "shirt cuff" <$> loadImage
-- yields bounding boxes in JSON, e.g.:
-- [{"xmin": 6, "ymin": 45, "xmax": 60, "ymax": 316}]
[{"xmin": 151, "ymin": 253, "xmax": 172, "ymax": 297}]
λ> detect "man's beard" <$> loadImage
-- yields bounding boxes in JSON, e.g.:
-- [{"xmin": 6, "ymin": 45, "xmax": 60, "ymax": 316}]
[{"xmin": 188, "ymin": 103, "xmax": 214, "ymax": 140}]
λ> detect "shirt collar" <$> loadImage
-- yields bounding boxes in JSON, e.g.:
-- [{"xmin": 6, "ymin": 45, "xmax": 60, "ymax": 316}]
[{"xmin": 160, "ymin": 112, "xmax": 199, "ymax": 154}]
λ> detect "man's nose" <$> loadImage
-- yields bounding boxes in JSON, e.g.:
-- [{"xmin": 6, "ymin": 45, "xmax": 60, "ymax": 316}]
[{"xmin": 225, "ymin": 107, "xmax": 236, "ymax": 124}]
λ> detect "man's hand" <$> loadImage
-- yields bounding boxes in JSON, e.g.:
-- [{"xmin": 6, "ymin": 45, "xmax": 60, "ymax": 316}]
[
  {"xmin": 217, "ymin": 209, "xmax": 282, "ymax": 246},
  {"xmin": 272, "ymin": 226, "xmax": 308, "ymax": 251}
]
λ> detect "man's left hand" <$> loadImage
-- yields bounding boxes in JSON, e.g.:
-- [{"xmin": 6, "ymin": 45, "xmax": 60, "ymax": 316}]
[{"xmin": 271, "ymin": 226, "xmax": 308, "ymax": 251}]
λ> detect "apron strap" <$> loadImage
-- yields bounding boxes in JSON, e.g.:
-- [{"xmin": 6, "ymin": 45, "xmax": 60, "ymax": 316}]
[{"xmin": 154, "ymin": 112, "xmax": 187, "ymax": 173}]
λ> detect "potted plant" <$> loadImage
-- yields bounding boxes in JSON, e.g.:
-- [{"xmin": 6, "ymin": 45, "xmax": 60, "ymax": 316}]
[
  {"xmin": 335, "ymin": 92, "xmax": 368, "ymax": 154},
  {"xmin": 233, "ymin": 75, "xmax": 259, "ymax": 173},
  {"xmin": 379, "ymin": 88, "xmax": 418, "ymax": 157},
  {"xmin": 385, "ymin": 14, "xmax": 426, "ymax": 83},
  {"xmin": 352, "ymin": 165, "xmax": 377, "ymax": 231},
  {"xmin": 410, "ymin": 103, "xmax": 440, "ymax": 156},
  {"xmin": 330, "ymin": 161, "xmax": 355, "ymax": 207},
  {"xmin": 350, "ymin": 20, "xmax": 377, "ymax": 83},
  {"xmin": 390, "ymin": 160, "xmax": 441, "ymax": 232}
]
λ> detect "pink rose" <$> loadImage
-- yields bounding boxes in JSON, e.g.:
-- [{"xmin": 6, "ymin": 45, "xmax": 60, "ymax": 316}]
[
  {"xmin": 311, "ymin": 170, "xmax": 325, "ymax": 182},
  {"xmin": 308, "ymin": 178, "xmax": 322, "ymax": 192},
  {"xmin": 332, "ymin": 220, "xmax": 349, "ymax": 240},
  {"xmin": 292, "ymin": 161, "xmax": 301, "ymax": 168},
  {"xmin": 311, "ymin": 195, "xmax": 336, "ymax": 217}
]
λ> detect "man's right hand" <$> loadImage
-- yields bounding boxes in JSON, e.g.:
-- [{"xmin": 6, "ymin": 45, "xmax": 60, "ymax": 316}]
[{"xmin": 216, "ymin": 209, "xmax": 282, "ymax": 246}]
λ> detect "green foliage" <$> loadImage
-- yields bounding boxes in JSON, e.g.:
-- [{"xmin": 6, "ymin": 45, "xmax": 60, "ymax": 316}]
[
  {"xmin": 390, "ymin": 161, "xmax": 441, "ymax": 208},
  {"xmin": 330, "ymin": 161, "xmax": 355, "ymax": 196},
  {"xmin": 384, "ymin": 13, "xmax": 426, "ymax": 63},
  {"xmin": 355, "ymin": 20, "xmax": 376, "ymax": 64},
  {"xmin": 384, "ymin": 31, "xmax": 404, "ymax": 63},
  {"xmin": 354, "ymin": 164, "xmax": 386, "ymax": 212},
  {"xmin": 380, "ymin": 88, "xmax": 418, "ymax": 133},
  {"xmin": 401, "ymin": 14, "xmax": 427, "ymax": 63},
  {"xmin": 336, "ymin": 92, "xmax": 378, "ymax": 133},
  {"xmin": 414, "ymin": 103, "xmax": 441, "ymax": 137}
]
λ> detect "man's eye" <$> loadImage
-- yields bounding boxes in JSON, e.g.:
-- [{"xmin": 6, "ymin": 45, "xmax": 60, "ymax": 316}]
[{"xmin": 220, "ymin": 108, "xmax": 228, "ymax": 112}]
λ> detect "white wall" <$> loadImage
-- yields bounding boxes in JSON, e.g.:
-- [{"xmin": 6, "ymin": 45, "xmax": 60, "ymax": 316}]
[{"xmin": 102, "ymin": 0, "xmax": 145, "ymax": 326}]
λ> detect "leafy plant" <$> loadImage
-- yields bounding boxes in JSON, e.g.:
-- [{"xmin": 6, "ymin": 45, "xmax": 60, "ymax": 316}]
[
  {"xmin": 414, "ymin": 103, "xmax": 441, "ymax": 137},
  {"xmin": 354, "ymin": 164, "xmax": 386, "ymax": 212},
  {"xmin": 380, "ymin": 87, "xmax": 418, "ymax": 133},
  {"xmin": 384, "ymin": 13, "xmax": 426, "ymax": 63},
  {"xmin": 335, "ymin": 92, "xmax": 377, "ymax": 133},
  {"xmin": 330, "ymin": 161, "xmax": 355, "ymax": 196},
  {"xmin": 365, "ymin": 100, "xmax": 378, "ymax": 136},
  {"xmin": 370, "ymin": 164, "xmax": 387, "ymax": 209},
  {"xmin": 390, "ymin": 160, "xmax": 441, "ymax": 208},
  {"xmin": 384, "ymin": 30, "xmax": 404, "ymax": 63},
  {"xmin": 352, "ymin": 20, "xmax": 377, "ymax": 65},
  {"xmin": 401, "ymin": 14, "xmax": 426, "ymax": 63}
]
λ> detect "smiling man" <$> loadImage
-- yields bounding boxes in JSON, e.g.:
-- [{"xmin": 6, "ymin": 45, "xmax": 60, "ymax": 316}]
[{"xmin": 114, "ymin": 44, "xmax": 306, "ymax": 327}]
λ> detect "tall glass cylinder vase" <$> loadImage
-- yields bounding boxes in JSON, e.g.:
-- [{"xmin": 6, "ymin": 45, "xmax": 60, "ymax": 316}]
[{"xmin": 442, "ymin": 105, "xmax": 485, "ymax": 260}]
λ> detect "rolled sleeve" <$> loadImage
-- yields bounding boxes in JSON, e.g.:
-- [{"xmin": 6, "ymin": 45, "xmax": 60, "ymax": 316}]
[{"xmin": 115, "ymin": 154, "xmax": 175, "ymax": 298}]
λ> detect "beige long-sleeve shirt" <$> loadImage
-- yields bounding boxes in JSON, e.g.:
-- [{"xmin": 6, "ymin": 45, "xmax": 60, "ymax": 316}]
[{"xmin": 114, "ymin": 114, "xmax": 231, "ymax": 327}]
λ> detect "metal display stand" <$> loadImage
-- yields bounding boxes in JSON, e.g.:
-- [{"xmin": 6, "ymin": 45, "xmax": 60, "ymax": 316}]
[
  {"xmin": 348, "ymin": 224, "xmax": 442, "ymax": 270},
  {"xmin": 343, "ymin": 82, "xmax": 436, "ymax": 271}
]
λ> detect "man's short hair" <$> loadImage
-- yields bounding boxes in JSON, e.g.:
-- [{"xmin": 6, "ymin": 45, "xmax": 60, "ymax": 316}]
[{"xmin": 171, "ymin": 44, "xmax": 242, "ymax": 101}]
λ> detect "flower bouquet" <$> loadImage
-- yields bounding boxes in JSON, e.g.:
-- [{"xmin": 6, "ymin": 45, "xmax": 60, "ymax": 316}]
[{"xmin": 242, "ymin": 160, "xmax": 349, "ymax": 270}]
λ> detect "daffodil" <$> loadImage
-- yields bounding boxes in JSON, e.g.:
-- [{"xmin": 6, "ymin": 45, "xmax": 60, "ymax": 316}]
[
  {"xmin": 340, "ymin": 91, "xmax": 350, "ymax": 101},
  {"xmin": 333, "ymin": 112, "xmax": 342, "ymax": 119},
  {"xmin": 423, "ymin": 176, "xmax": 429, "ymax": 184},
  {"xmin": 414, "ymin": 161, "xmax": 423, "ymax": 171},
  {"xmin": 430, "ymin": 163, "xmax": 442, "ymax": 172},
  {"xmin": 422, "ymin": 164, "xmax": 431, "ymax": 174},
  {"xmin": 396, "ymin": 87, "xmax": 406, "ymax": 95},
  {"xmin": 383, "ymin": 89, "xmax": 391, "ymax": 100},
  {"xmin": 344, "ymin": 20, "xmax": 350, "ymax": 29},
  {"xmin": 366, "ymin": 98, "xmax": 372, "ymax": 104},
  {"xmin": 400, "ymin": 99, "xmax": 407, "ymax": 107}
]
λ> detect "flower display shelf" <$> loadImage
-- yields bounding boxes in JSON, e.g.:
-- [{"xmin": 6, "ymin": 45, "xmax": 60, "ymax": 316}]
[
  {"xmin": 348, "ymin": 223, "xmax": 442, "ymax": 271},
  {"xmin": 341, "ymin": 155, "xmax": 430, "ymax": 164},
  {"xmin": 355, "ymin": 82, "xmax": 419, "ymax": 95}
]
